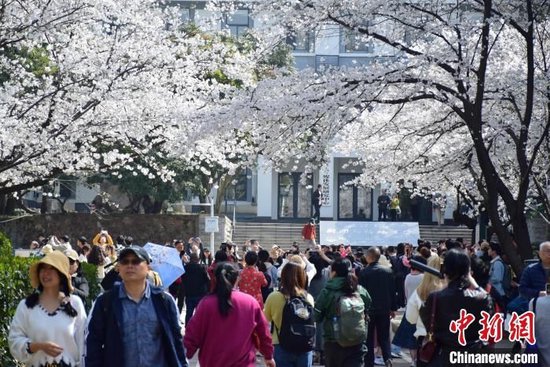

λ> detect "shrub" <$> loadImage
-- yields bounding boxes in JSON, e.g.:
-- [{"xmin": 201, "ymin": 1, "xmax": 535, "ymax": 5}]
[
  {"xmin": 0, "ymin": 232, "xmax": 99, "ymax": 366},
  {"xmin": 81, "ymin": 262, "xmax": 100, "ymax": 307},
  {"xmin": 0, "ymin": 232, "xmax": 34, "ymax": 367}
]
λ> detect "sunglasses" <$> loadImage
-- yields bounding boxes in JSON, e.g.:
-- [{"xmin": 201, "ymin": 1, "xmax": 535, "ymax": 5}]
[
  {"xmin": 69, "ymin": 259, "xmax": 77, "ymax": 265},
  {"xmin": 119, "ymin": 258, "xmax": 145, "ymax": 266}
]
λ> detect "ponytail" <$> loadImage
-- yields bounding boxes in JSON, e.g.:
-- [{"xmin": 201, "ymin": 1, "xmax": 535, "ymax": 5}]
[
  {"xmin": 331, "ymin": 258, "xmax": 358, "ymax": 295},
  {"xmin": 213, "ymin": 262, "xmax": 239, "ymax": 317},
  {"xmin": 342, "ymin": 272, "xmax": 358, "ymax": 296}
]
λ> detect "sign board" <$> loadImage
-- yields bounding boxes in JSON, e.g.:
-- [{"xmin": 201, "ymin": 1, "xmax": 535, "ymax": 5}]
[
  {"xmin": 205, "ymin": 216, "xmax": 219, "ymax": 233},
  {"xmin": 319, "ymin": 221, "xmax": 420, "ymax": 247},
  {"xmin": 320, "ymin": 165, "xmax": 331, "ymax": 207}
]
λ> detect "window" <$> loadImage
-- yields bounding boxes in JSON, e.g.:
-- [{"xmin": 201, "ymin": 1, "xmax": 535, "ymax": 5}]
[
  {"xmin": 225, "ymin": 170, "xmax": 249, "ymax": 201},
  {"xmin": 337, "ymin": 174, "xmax": 372, "ymax": 220},
  {"xmin": 58, "ymin": 180, "xmax": 76, "ymax": 199},
  {"xmin": 224, "ymin": 9, "xmax": 251, "ymax": 38},
  {"xmin": 278, "ymin": 173, "xmax": 312, "ymax": 219},
  {"xmin": 180, "ymin": 8, "xmax": 192, "ymax": 24},
  {"xmin": 287, "ymin": 30, "xmax": 315, "ymax": 53},
  {"xmin": 341, "ymin": 27, "xmax": 373, "ymax": 53}
]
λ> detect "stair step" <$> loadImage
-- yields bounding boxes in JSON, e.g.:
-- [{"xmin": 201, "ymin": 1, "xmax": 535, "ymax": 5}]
[{"xmin": 232, "ymin": 222, "xmax": 473, "ymax": 247}]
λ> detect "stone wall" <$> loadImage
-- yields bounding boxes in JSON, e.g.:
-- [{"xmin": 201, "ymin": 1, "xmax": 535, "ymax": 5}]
[{"xmin": 0, "ymin": 213, "xmax": 201, "ymax": 249}]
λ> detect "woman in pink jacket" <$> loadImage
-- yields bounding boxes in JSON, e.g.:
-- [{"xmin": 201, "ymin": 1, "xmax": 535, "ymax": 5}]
[{"xmin": 184, "ymin": 262, "xmax": 275, "ymax": 367}]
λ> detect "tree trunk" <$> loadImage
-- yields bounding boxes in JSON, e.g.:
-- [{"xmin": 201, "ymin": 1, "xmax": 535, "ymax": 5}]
[
  {"xmin": 3, "ymin": 196, "xmax": 16, "ymax": 215},
  {"xmin": 150, "ymin": 199, "xmax": 164, "ymax": 214},
  {"xmin": 40, "ymin": 195, "xmax": 48, "ymax": 214},
  {"xmin": 215, "ymin": 173, "xmax": 238, "ymax": 215},
  {"xmin": 0, "ymin": 194, "xmax": 6, "ymax": 214}
]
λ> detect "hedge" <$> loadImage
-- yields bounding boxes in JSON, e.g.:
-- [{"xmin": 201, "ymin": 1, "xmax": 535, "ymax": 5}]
[{"xmin": 0, "ymin": 232, "xmax": 99, "ymax": 366}]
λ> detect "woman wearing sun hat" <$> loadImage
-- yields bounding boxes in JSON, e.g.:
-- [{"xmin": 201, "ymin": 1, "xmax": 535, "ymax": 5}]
[
  {"xmin": 64, "ymin": 249, "xmax": 89, "ymax": 306},
  {"xmin": 9, "ymin": 251, "xmax": 87, "ymax": 367}
]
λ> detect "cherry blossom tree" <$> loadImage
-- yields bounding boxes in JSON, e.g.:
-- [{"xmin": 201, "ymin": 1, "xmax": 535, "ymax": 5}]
[
  {"xmin": 0, "ymin": 0, "xmax": 261, "ymax": 213},
  {"xmin": 224, "ymin": 0, "xmax": 550, "ymax": 273}
]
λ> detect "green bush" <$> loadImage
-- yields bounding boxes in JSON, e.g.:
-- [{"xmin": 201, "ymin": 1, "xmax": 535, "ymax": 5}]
[
  {"xmin": 0, "ymin": 232, "xmax": 34, "ymax": 367},
  {"xmin": 0, "ymin": 233, "xmax": 99, "ymax": 366},
  {"xmin": 81, "ymin": 262, "xmax": 100, "ymax": 307}
]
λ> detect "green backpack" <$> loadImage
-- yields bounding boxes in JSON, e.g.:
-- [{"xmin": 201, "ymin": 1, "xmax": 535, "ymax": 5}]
[{"xmin": 334, "ymin": 292, "xmax": 368, "ymax": 347}]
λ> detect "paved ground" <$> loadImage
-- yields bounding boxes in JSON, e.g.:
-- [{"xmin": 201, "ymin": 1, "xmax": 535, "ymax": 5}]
[
  {"xmin": 188, "ymin": 355, "xmax": 412, "ymax": 366},
  {"xmin": 181, "ymin": 308, "xmax": 414, "ymax": 367},
  {"xmin": 187, "ymin": 350, "xmax": 413, "ymax": 366},
  {"xmin": 182, "ymin": 306, "xmax": 518, "ymax": 367}
]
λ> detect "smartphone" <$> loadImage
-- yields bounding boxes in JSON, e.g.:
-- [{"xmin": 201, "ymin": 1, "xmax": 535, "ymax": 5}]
[{"xmin": 546, "ymin": 283, "xmax": 550, "ymax": 294}]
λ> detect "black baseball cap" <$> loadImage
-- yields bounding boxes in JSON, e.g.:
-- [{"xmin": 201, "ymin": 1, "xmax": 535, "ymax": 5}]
[{"xmin": 118, "ymin": 246, "xmax": 151, "ymax": 263}]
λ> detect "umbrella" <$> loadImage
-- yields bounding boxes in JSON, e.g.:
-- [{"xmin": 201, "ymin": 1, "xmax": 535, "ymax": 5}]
[{"xmin": 143, "ymin": 242, "xmax": 185, "ymax": 289}]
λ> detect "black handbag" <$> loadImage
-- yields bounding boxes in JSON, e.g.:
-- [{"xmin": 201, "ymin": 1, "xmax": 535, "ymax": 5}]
[{"xmin": 418, "ymin": 295, "xmax": 438, "ymax": 363}]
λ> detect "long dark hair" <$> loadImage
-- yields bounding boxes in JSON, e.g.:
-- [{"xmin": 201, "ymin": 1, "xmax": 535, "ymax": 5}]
[
  {"xmin": 213, "ymin": 262, "xmax": 239, "ymax": 317},
  {"xmin": 280, "ymin": 262, "xmax": 307, "ymax": 298},
  {"xmin": 331, "ymin": 258, "xmax": 358, "ymax": 296},
  {"xmin": 25, "ymin": 265, "xmax": 78, "ymax": 317},
  {"xmin": 443, "ymin": 248, "xmax": 472, "ymax": 288}
]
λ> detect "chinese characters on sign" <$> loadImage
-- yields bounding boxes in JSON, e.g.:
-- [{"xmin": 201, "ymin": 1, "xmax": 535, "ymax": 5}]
[
  {"xmin": 321, "ymin": 173, "xmax": 330, "ymax": 206},
  {"xmin": 450, "ymin": 309, "xmax": 535, "ymax": 346}
]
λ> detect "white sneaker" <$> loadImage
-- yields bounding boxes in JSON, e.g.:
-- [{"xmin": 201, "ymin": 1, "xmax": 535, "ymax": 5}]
[
  {"xmin": 391, "ymin": 351, "xmax": 403, "ymax": 358},
  {"xmin": 374, "ymin": 356, "xmax": 385, "ymax": 366}
]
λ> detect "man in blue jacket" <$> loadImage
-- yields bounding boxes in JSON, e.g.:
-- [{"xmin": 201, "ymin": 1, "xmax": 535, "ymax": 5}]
[
  {"xmin": 86, "ymin": 246, "xmax": 188, "ymax": 367},
  {"xmin": 520, "ymin": 241, "xmax": 550, "ymax": 300}
]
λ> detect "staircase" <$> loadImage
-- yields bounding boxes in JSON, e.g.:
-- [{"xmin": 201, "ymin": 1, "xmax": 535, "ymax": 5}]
[
  {"xmin": 232, "ymin": 222, "xmax": 305, "ymax": 248},
  {"xmin": 418, "ymin": 225, "xmax": 473, "ymax": 245},
  {"xmin": 232, "ymin": 221, "xmax": 474, "ymax": 248}
]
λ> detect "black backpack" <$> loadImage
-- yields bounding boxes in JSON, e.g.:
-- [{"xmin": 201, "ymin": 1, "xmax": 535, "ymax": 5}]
[
  {"xmin": 495, "ymin": 258, "xmax": 514, "ymax": 298},
  {"xmin": 276, "ymin": 295, "xmax": 316, "ymax": 354}
]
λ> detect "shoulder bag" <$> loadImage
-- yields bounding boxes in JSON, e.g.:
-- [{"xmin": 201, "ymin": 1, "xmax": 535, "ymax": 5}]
[{"xmin": 418, "ymin": 295, "xmax": 438, "ymax": 363}]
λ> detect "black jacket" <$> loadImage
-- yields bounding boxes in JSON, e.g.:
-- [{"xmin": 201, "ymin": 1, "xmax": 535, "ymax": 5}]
[
  {"xmin": 181, "ymin": 262, "xmax": 209, "ymax": 297},
  {"xmin": 420, "ymin": 279, "xmax": 492, "ymax": 352},
  {"xmin": 359, "ymin": 262, "xmax": 397, "ymax": 314},
  {"xmin": 312, "ymin": 189, "xmax": 321, "ymax": 206}
]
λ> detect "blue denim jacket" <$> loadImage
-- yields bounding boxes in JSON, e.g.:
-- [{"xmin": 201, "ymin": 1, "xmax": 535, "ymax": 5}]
[
  {"xmin": 86, "ymin": 283, "xmax": 188, "ymax": 367},
  {"xmin": 119, "ymin": 282, "xmax": 167, "ymax": 367}
]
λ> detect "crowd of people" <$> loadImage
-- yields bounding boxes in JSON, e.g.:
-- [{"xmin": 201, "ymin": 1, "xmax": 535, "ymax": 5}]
[{"xmin": 8, "ymin": 231, "xmax": 550, "ymax": 367}]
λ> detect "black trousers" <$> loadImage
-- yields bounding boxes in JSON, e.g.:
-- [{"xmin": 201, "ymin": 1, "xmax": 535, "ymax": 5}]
[
  {"xmin": 378, "ymin": 207, "xmax": 388, "ymax": 221},
  {"xmin": 313, "ymin": 204, "xmax": 321, "ymax": 220},
  {"xmin": 365, "ymin": 313, "xmax": 391, "ymax": 367},
  {"xmin": 324, "ymin": 341, "xmax": 366, "ymax": 367}
]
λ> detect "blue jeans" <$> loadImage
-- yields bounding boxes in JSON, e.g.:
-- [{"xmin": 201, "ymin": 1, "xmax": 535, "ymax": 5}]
[{"xmin": 274, "ymin": 345, "xmax": 313, "ymax": 367}]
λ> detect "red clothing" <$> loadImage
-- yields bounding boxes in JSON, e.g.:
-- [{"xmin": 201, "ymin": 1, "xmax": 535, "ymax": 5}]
[
  {"xmin": 208, "ymin": 258, "xmax": 236, "ymax": 292},
  {"xmin": 302, "ymin": 224, "xmax": 316, "ymax": 240},
  {"xmin": 238, "ymin": 266, "xmax": 268, "ymax": 308},
  {"xmin": 207, "ymin": 262, "xmax": 216, "ymax": 292},
  {"xmin": 184, "ymin": 291, "xmax": 274, "ymax": 367}
]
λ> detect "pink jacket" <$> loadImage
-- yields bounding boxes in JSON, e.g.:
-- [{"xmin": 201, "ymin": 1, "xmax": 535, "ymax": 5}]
[{"xmin": 184, "ymin": 290, "xmax": 274, "ymax": 367}]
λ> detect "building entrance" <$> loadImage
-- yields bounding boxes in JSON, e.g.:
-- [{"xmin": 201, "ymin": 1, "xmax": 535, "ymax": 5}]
[{"xmin": 337, "ymin": 173, "xmax": 372, "ymax": 220}]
